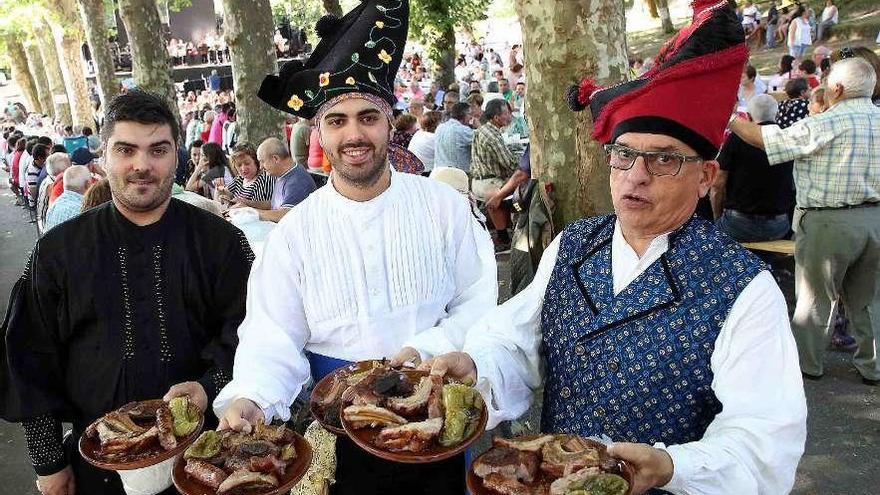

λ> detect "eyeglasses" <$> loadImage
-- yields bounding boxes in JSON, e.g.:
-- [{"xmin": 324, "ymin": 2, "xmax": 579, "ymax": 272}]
[
  {"xmin": 603, "ymin": 143, "xmax": 703, "ymax": 177},
  {"xmin": 839, "ymin": 47, "xmax": 855, "ymax": 59}
]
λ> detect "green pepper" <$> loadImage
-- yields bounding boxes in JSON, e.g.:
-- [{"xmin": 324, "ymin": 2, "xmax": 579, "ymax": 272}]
[
  {"xmin": 280, "ymin": 443, "xmax": 297, "ymax": 461},
  {"xmin": 169, "ymin": 396, "xmax": 200, "ymax": 437},
  {"xmin": 438, "ymin": 384, "xmax": 483, "ymax": 447},
  {"xmin": 184, "ymin": 430, "xmax": 221, "ymax": 460},
  {"xmin": 566, "ymin": 473, "xmax": 629, "ymax": 495}
]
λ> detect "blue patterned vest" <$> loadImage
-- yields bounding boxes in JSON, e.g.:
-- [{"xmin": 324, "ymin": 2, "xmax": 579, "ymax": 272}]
[{"xmin": 541, "ymin": 215, "xmax": 765, "ymax": 446}]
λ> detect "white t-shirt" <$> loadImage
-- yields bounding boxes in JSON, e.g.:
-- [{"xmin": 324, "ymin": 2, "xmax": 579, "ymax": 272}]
[{"xmin": 407, "ymin": 130, "xmax": 436, "ymax": 172}]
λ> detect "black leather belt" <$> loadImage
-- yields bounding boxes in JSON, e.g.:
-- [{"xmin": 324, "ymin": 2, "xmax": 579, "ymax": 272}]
[
  {"xmin": 800, "ymin": 201, "xmax": 880, "ymax": 211},
  {"xmin": 471, "ymin": 175, "xmax": 499, "ymax": 181}
]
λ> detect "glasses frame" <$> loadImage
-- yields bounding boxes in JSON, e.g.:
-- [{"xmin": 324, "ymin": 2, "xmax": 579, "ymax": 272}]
[{"xmin": 603, "ymin": 143, "xmax": 704, "ymax": 177}]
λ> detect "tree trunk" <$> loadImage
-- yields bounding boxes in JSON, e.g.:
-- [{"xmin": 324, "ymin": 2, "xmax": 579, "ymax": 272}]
[
  {"xmin": 118, "ymin": 0, "xmax": 180, "ymax": 126},
  {"xmin": 24, "ymin": 42, "xmax": 55, "ymax": 119},
  {"xmin": 515, "ymin": 0, "xmax": 628, "ymax": 226},
  {"xmin": 646, "ymin": 0, "xmax": 659, "ymax": 18},
  {"xmin": 5, "ymin": 39, "xmax": 42, "ymax": 114},
  {"xmin": 78, "ymin": 0, "xmax": 120, "ymax": 110},
  {"xmin": 49, "ymin": 0, "xmax": 96, "ymax": 129},
  {"xmin": 33, "ymin": 22, "xmax": 73, "ymax": 125},
  {"xmin": 656, "ymin": 0, "xmax": 675, "ymax": 33},
  {"xmin": 221, "ymin": 0, "xmax": 285, "ymax": 146},
  {"xmin": 322, "ymin": 0, "xmax": 343, "ymax": 17},
  {"xmin": 432, "ymin": 25, "xmax": 456, "ymax": 90}
]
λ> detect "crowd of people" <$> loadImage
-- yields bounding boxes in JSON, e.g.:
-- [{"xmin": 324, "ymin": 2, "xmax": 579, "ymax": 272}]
[
  {"xmin": 736, "ymin": 0, "xmax": 841, "ymax": 53},
  {"xmin": 0, "ymin": 1, "xmax": 879, "ymax": 495}
]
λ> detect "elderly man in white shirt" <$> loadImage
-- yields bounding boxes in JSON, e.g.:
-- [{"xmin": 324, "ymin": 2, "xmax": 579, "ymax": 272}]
[
  {"xmin": 214, "ymin": 2, "xmax": 496, "ymax": 494},
  {"xmin": 36, "ymin": 152, "xmax": 72, "ymax": 233},
  {"xmin": 420, "ymin": 2, "xmax": 806, "ymax": 494}
]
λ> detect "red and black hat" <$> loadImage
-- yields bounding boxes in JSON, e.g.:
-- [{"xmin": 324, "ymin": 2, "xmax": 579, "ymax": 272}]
[
  {"xmin": 568, "ymin": 0, "xmax": 748, "ymax": 159},
  {"xmin": 258, "ymin": 0, "xmax": 408, "ymax": 119}
]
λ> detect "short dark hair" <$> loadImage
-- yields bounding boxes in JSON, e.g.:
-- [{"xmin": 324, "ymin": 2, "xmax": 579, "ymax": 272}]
[
  {"xmin": 32, "ymin": 144, "xmax": 49, "ymax": 162},
  {"xmin": 745, "ymin": 65, "xmax": 757, "ymax": 81},
  {"xmin": 189, "ymin": 139, "xmax": 204, "ymax": 150},
  {"xmin": 785, "ymin": 77, "xmax": 809, "ymax": 98},
  {"xmin": 51, "ymin": 144, "xmax": 67, "ymax": 154},
  {"xmin": 799, "ymin": 59, "xmax": 817, "ymax": 75},
  {"xmin": 63, "ymin": 125, "xmax": 73, "ymax": 133},
  {"xmin": 36, "ymin": 135, "xmax": 53, "ymax": 146},
  {"xmin": 101, "ymin": 90, "xmax": 180, "ymax": 144},
  {"xmin": 82, "ymin": 126, "xmax": 93, "ymax": 136},
  {"xmin": 483, "ymin": 98, "xmax": 510, "ymax": 121},
  {"xmin": 449, "ymin": 102, "xmax": 472, "ymax": 122},
  {"xmin": 200, "ymin": 142, "xmax": 228, "ymax": 170}
]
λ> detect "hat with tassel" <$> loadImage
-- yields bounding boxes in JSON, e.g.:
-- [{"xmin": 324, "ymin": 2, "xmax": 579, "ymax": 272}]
[{"xmin": 567, "ymin": 0, "xmax": 748, "ymax": 159}]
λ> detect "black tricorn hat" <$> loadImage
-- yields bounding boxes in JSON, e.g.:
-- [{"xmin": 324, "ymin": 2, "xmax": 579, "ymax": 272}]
[{"xmin": 258, "ymin": 0, "xmax": 409, "ymax": 119}]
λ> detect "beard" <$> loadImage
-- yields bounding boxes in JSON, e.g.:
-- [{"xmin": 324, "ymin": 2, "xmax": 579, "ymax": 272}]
[
  {"xmin": 109, "ymin": 168, "xmax": 174, "ymax": 213},
  {"xmin": 328, "ymin": 139, "xmax": 389, "ymax": 189}
]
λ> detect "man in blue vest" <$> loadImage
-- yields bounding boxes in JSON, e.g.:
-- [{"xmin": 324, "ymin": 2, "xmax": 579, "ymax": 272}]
[{"xmin": 418, "ymin": 1, "xmax": 807, "ymax": 493}]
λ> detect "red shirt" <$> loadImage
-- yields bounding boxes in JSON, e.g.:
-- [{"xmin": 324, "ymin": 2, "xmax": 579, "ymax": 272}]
[
  {"xmin": 10, "ymin": 151, "xmax": 22, "ymax": 187},
  {"xmin": 50, "ymin": 173, "xmax": 65, "ymax": 205},
  {"xmin": 806, "ymin": 75, "xmax": 820, "ymax": 89}
]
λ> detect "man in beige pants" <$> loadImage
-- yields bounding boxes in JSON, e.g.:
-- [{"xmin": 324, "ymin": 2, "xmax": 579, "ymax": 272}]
[{"xmin": 729, "ymin": 57, "xmax": 880, "ymax": 384}]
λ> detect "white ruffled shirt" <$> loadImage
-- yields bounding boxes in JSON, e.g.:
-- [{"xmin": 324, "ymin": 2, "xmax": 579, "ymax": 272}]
[
  {"xmin": 214, "ymin": 169, "xmax": 497, "ymax": 421},
  {"xmin": 464, "ymin": 222, "xmax": 807, "ymax": 494}
]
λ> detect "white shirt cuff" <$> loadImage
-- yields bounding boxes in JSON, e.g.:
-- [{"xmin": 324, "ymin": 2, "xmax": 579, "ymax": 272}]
[{"xmin": 655, "ymin": 442, "xmax": 692, "ymax": 494}]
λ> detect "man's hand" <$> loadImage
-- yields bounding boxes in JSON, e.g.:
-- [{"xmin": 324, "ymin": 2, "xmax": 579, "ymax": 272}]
[
  {"xmin": 606, "ymin": 443, "xmax": 674, "ymax": 495},
  {"xmin": 486, "ymin": 191, "xmax": 504, "ymax": 210},
  {"xmin": 390, "ymin": 347, "xmax": 422, "ymax": 368},
  {"xmin": 36, "ymin": 466, "xmax": 75, "ymax": 495},
  {"xmin": 163, "ymin": 381, "xmax": 208, "ymax": 413},
  {"xmin": 218, "ymin": 398, "xmax": 265, "ymax": 434},
  {"xmin": 418, "ymin": 352, "xmax": 477, "ymax": 385}
]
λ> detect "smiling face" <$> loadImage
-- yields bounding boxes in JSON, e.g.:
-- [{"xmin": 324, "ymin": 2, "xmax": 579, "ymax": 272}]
[
  {"xmin": 610, "ymin": 132, "xmax": 717, "ymax": 239},
  {"xmin": 319, "ymin": 98, "xmax": 391, "ymax": 188},
  {"xmin": 105, "ymin": 121, "xmax": 177, "ymax": 214}
]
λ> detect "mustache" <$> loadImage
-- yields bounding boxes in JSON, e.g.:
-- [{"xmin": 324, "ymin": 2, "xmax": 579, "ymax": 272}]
[
  {"xmin": 125, "ymin": 171, "xmax": 157, "ymax": 182},
  {"xmin": 339, "ymin": 141, "xmax": 374, "ymax": 152}
]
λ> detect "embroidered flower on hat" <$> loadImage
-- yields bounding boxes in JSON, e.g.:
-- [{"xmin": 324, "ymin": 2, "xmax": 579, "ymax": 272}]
[
  {"xmin": 346, "ymin": 77, "xmax": 356, "ymax": 85},
  {"xmin": 287, "ymin": 94, "xmax": 304, "ymax": 111},
  {"xmin": 379, "ymin": 49, "xmax": 392, "ymax": 64},
  {"xmin": 319, "ymin": 72, "xmax": 331, "ymax": 87},
  {"xmin": 376, "ymin": 20, "xmax": 385, "ymax": 28}
]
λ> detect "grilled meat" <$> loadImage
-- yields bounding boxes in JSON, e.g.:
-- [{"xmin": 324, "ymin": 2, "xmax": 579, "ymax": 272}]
[
  {"xmin": 540, "ymin": 436, "xmax": 602, "ymax": 478},
  {"xmin": 426, "ymin": 375, "xmax": 444, "ymax": 419},
  {"xmin": 248, "ymin": 453, "xmax": 289, "ymax": 476},
  {"xmin": 373, "ymin": 417, "xmax": 443, "ymax": 452},
  {"xmin": 473, "ymin": 446, "xmax": 540, "ymax": 483},
  {"xmin": 101, "ymin": 426, "xmax": 159, "ymax": 455},
  {"xmin": 254, "ymin": 420, "xmax": 295, "ymax": 444},
  {"xmin": 89, "ymin": 411, "xmax": 148, "ymax": 442},
  {"xmin": 223, "ymin": 440, "xmax": 280, "ymax": 472},
  {"xmin": 155, "ymin": 403, "xmax": 177, "ymax": 450},
  {"xmin": 216, "ymin": 469, "xmax": 279, "ymax": 495},
  {"xmin": 493, "ymin": 435, "xmax": 555, "ymax": 453},
  {"xmin": 387, "ymin": 376, "xmax": 433, "ymax": 417},
  {"xmin": 482, "ymin": 473, "xmax": 549, "ymax": 495},
  {"xmin": 342, "ymin": 405, "xmax": 408, "ymax": 429},
  {"xmin": 184, "ymin": 459, "xmax": 228, "ymax": 490},
  {"xmin": 317, "ymin": 373, "xmax": 348, "ymax": 408},
  {"xmin": 341, "ymin": 367, "xmax": 414, "ymax": 406}
]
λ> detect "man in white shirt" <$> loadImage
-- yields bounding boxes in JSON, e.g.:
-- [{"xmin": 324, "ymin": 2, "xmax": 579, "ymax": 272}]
[
  {"xmin": 422, "ymin": 3, "xmax": 807, "ymax": 494},
  {"xmin": 214, "ymin": 1, "xmax": 496, "ymax": 494}
]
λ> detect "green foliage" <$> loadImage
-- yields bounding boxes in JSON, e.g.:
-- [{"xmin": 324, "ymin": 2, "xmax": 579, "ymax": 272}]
[
  {"xmin": 409, "ymin": 0, "xmax": 491, "ymax": 82},
  {"xmin": 166, "ymin": 0, "xmax": 193, "ymax": 13},
  {"xmin": 270, "ymin": 0, "xmax": 323, "ymax": 39}
]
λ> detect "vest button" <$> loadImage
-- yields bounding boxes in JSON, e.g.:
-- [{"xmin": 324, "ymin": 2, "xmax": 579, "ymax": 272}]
[
  {"xmin": 608, "ymin": 360, "xmax": 619, "ymax": 372},
  {"xmin": 560, "ymin": 387, "xmax": 571, "ymax": 398},
  {"xmin": 575, "ymin": 345, "xmax": 586, "ymax": 356}
]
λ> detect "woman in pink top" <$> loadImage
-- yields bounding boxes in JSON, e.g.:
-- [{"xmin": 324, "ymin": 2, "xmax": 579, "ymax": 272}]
[
  {"xmin": 208, "ymin": 103, "xmax": 230, "ymax": 144},
  {"xmin": 307, "ymin": 127, "xmax": 324, "ymax": 171}
]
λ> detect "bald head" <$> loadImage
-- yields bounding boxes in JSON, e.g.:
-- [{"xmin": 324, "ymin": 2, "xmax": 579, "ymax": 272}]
[
  {"xmin": 64, "ymin": 165, "xmax": 91, "ymax": 193},
  {"xmin": 257, "ymin": 137, "xmax": 293, "ymax": 177},
  {"xmin": 46, "ymin": 152, "xmax": 71, "ymax": 176}
]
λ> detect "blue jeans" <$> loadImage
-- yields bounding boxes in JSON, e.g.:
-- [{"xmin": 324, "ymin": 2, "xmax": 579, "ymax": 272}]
[
  {"xmin": 789, "ymin": 44, "xmax": 808, "ymax": 58},
  {"xmin": 766, "ymin": 23, "xmax": 777, "ymax": 48},
  {"xmin": 716, "ymin": 209, "xmax": 790, "ymax": 242}
]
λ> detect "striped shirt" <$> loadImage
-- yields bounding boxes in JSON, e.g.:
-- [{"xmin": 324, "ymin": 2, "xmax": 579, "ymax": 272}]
[
  {"xmin": 470, "ymin": 122, "xmax": 517, "ymax": 180},
  {"xmin": 762, "ymin": 97, "xmax": 880, "ymax": 208},
  {"xmin": 227, "ymin": 170, "xmax": 276, "ymax": 202},
  {"xmin": 44, "ymin": 190, "xmax": 84, "ymax": 232}
]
